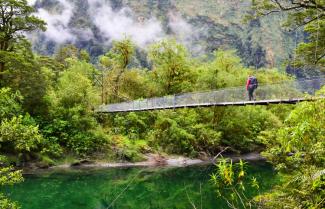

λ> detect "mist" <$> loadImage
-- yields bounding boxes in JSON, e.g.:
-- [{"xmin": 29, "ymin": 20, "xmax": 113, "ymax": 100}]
[
  {"xmin": 34, "ymin": 0, "xmax": 75, "ymax": 43},
  {"xmin": 27, "ymin": 0, "xmax": 37, "ymax": 5},
  {"xmin": 87, "ymin": 0, "xmax": 165, "ymax": 48},
  {"xmin": 28, "ymin": 0, "xmax": 205, "ymax": 54}
]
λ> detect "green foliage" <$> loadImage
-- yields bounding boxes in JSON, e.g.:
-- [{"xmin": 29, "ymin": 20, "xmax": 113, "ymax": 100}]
[
  {"xmin": 105, "ymin": 48, "xmax": 290, "ymax": 156},
  {"xmin": 100, "ymin": 39, "xmax": 136, "ymax": 103},
  {"xmin": 110, "ymin": 135, "xmax": 149, "ymax": 162},
  {"xmin": 101, "ymin": 39, "xmax": 135, "ymax": 69},
  {"xmin": 42, "ymin": 105, "xmax": 108, "ymax": 157},
  {"xmin": 55, "ymin": 45, "xmax": 79, "ymax": 65},
  {"xmin": 148, "ymin": 39, "xmax": 196, "ymax": 95},
  {"xmin": 250, "ymin": 0, "xmax": 325, "ymax": 68},
  {"xmin": 0, "ymin": 88, "xmax": 23, "ymax": 120},
  {"xmin": 149, "ymin": 112, "xmax": 196, "ymax": 155},
  {"xmin": 118, "ymin": 69, "xmax": 158, "ymax": 99},
  {"xmin": 41, "ymin": 59, "xmax": 107, "ymax": 156},
  {"xmin": 56, "ymin": 68, "xmax": 98, "ymax": 108},
  {"xmin": 217, "ymin": 106, "xmax": 282, "ymax": 152},
  {"xmin": 0, "ymin": 156, "xmax": 23, "ymax": 209},
  {"xmin": 112, "ymin": 112, "xmax": 152, "ymax": 140},
  {"xmin": 0, "ymin": 0, "xmax": 46, "ymax": 86},
  {"xmin": 262, "ymin": 100, "xmax": 325, "ymax": 171},
  {"xmin": 196, "ymin": 50, "xmax": 289, "ymax": 91},
  {"xmin": 148, "ymin": 109, "xmax": 222, "ymax": 156},
  {"xmin": 258, "ymin": 96, "xmax": 325, "ymax": 208},
  {"xmin": 210, "ymin": 159, "xmax": 260, "ymax": 209},
  {"xmin": 0, "ymin": 39, "xmax": 51, "ymax": 115},
  {"xmin": 67, "ymin": 129, "xmax": 108, "ymax": 157},
  {"xmin": 195, "ymin": 50, "xmax": 243, "ymax": 91},
  {"xmin": 55, "ymin": 45, "xmax": 92, "ymax": 67},
  {"xmin": 296, "ymin": 19, "xmax": 325, "ymax": 68},
  {"xmin": 0, "ymin": 195, "xmax": 20, "ymax": 209},
  {"xmin": 0, "ymin": 115, "xmax": 44, "ymax": 158}
]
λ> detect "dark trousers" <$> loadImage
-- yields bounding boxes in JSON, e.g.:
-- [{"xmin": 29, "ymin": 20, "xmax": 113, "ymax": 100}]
[{"xmin": 248, "ymin": 87, "xmax": 255, "ymax": 101}]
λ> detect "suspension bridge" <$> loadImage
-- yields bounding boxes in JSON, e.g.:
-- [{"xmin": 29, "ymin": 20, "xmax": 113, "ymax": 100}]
[{"xmin": 96, "ymin": 77, "xmax": 325, "ymax": 113}]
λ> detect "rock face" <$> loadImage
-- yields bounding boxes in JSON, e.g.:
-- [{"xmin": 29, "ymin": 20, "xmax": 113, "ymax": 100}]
[{"xmin": 30, "ymin": 0, "xmax": 297, "ymax": 68}]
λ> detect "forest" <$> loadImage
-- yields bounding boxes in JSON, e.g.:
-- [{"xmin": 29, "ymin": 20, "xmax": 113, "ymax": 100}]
[{"xmin": 0, "ymin": 0, "xmax": 324, "ymax": 209}]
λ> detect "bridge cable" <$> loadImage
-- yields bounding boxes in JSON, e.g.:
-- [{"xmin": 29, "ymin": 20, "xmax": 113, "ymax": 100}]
[
  {"xmin": 314, "ymin": 5, "xmax": 320, "ymax": 66},
  {"xmin": 293, "ymin": 27, "xmax": 298, "ymax": 76}
]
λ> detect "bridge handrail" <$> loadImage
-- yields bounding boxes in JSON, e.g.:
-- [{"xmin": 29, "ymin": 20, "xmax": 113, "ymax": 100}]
[{"xmin": 97, "ymin": 76, "xmax": 325, "ymax": 113}]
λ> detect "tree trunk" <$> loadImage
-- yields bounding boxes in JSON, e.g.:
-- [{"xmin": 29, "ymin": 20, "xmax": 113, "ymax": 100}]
[{"xmin": 0, "ymin": 62, "xmax": 5, "ymax": 87}]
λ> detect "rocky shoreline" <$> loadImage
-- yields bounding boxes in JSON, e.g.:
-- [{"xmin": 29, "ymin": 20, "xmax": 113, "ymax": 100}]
[
  {"xmin": 21, "ymin": 152, "xmax": 266, "ymax": 174},
  {"xmin": 50, "ymin": 152, "xmax": 266, "ymax": 170}
]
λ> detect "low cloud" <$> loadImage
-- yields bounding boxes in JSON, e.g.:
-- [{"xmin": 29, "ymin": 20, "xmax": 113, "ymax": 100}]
[
  {"xmin": 29, "ymin": 0, "xmax": 204, "ymax": 54},
  {"xmin": 168, "ymin": 12, "xmax": 205, "ymax": 55},
  {"xmin": 88, "ymin": 0, "xmax": 165, "ymax": 48},
  {"xmin": 168, "ymin": 12, "xmax": 193, "ymax": 42},
  {"xmin": 34, "ymin": 0, "xmax": 75, "ymax": 44},
  {"xmin": 27, "ymin": 0, "xmax": 37, "ymax": 5}
]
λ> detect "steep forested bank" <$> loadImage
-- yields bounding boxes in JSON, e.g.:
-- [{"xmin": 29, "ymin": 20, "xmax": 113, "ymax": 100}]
[
  {"xmin": 0, "ymin": 39, "xmax": 291, "ymax": 165},
  {"xmin": 1, "ymin": 0, "xmax": 324, "ymax": 208}
]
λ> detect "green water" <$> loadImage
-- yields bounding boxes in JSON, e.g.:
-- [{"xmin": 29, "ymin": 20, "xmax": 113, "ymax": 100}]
[{"xmin": 4, "ymin": 162, "xmax": 276, "ymax": 209}]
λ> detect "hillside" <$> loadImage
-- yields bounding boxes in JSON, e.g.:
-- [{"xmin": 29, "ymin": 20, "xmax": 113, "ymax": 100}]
[{"xmin": 29, "ymin": 0, "xmax": 297, "ymax": 68}]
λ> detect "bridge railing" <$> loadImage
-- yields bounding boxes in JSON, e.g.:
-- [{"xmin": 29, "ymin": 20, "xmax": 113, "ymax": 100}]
[{"xmin": 97, "ymin": 77, "xmax": 325, "ymax": 113}]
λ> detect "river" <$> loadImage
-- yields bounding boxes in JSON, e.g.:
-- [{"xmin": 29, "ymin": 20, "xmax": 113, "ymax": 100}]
[{"xmin": 4, "ymin": 162, "xmax": 277, "ymax": 209}]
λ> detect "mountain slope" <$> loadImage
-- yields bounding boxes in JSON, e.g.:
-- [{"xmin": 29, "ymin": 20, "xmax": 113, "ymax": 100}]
[{"xmin": 29, "ymin": 0, "xmax": 297, "ymax": 68}]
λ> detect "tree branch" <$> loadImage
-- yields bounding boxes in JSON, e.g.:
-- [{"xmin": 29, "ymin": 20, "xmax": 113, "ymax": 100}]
[
  {"xmin": 315, "ymin": 53, "xmax": 325, "ymax": 64},
  {"xmin": 211, "ymin": 147, "xmax": 230, "ymax": 165}
]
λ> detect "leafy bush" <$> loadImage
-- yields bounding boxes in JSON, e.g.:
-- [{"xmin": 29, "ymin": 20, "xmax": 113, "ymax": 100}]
[
  {"xmin": 67, "ymin": 129, "xmax": 109, "ymax": 156},
  {"xmin": 40, "ymin": 59, "xmax": 108, "ymax": 157},
  {"xmin": 210, "ymin": 159, "xmax": 260, "ymax": 209},
  {"xmin": 149, "ymin": 109, "xmax": 222, "ymax": 156},
  {"xmin": 0, "ymin": 115, "xmax": 44, "ymax": 159},
  {"xmin": 111, "ymin": 135, "xmax": 149, "ymax": 162},
  {"xmin": 258, "ymin": 97, "xmax": 325, "ymax": 208},
  {"xmin": 0, "ymin": 88, "xmax": 23, "ymax": 120},
  {"xmin": 0, "ymin": 156, "xmax": 23, "ymax": 209},
  {"xmin": 217, "ymin": 106, "xmax": 281, "ymax": 152},
  {"xmin": 112, "ymin": 112, "xmax": 153, "ymax": 140}
]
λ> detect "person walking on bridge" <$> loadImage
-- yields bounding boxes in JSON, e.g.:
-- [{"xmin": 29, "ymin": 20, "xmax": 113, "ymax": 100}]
[{"xmin": 246, "ymin": 75, "xmax": 258, "ymax": 101}]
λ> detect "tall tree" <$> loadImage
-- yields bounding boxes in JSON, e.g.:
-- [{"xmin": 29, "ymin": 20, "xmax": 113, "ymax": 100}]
[
  {"xmin": 148, "ymin": 39, "xmax": 195, "ymax": 96},
  {"xmin": 100, "ymin": 39, "xmax": 135, "ymax": 103},
  {"xmin": 250, "ymin": 0, "xmax": 325, "ymax": 69},
  {"xmin": 0, "ymin": 0, "xmax": 46, "ymax": 85}
]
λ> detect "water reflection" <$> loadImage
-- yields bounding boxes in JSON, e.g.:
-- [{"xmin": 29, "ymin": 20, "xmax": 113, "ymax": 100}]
[{"xmin": 5, "ymin": 162, "xmax": 276, "ymax": 209}]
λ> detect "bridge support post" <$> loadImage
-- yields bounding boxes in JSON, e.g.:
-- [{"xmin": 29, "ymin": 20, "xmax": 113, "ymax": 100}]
[{"xmin": 173, "ymin": 95, "xmax": 176, "ymax": 110}]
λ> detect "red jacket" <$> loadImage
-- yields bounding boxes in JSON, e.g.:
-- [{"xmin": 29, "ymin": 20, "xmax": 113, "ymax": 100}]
[{"xmin": 246, "ymin": 78, "xmax": 251, "ymax": 90}]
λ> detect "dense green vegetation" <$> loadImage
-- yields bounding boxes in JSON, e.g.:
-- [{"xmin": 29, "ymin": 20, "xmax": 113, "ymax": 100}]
[
  {"xmin": 209, "ymin": 1, "xmax": 325, "ymax": 208},
  {"xmin": 251, "ymin": 0, "xmax": 325, "ymax": 69},
  {"xmin": 0, "ymin": 0, "xmax": 324, "ymax": 208}
]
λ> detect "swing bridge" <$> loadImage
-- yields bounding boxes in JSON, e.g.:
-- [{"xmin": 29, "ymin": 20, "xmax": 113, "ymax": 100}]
[
  {"xmin": 96, "ymin": 77, "xmax": 325, "ymax": 113},
  {"xmin": 94, "ymin": 13, "xmax": 325, "ymax": 114}
]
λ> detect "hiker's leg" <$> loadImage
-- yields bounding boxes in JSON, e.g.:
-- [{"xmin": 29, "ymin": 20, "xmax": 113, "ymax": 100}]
[{"xmin": 248, "ymin": 89, "xmax": 253, "ymax": 101}]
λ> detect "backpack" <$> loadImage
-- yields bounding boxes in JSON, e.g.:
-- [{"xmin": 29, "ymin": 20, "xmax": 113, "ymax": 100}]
[{"xmin": 249, "ymin": 76, "xmax": 258, "ymax": 88}]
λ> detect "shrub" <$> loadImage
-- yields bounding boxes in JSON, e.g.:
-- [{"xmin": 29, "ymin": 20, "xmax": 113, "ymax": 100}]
[
  {"xmin": 0, "ymin": 115, "xmax": 44, "ymax": 159},
  {"xmin": 0, "ymin": 88, "xmax": 23, "ymax": 121}
]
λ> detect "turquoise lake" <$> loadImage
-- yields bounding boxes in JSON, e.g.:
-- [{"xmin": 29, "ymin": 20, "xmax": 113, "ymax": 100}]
[{"xmin": 4, "ymin": 162, "xmax": 277, "ymax": 209}]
